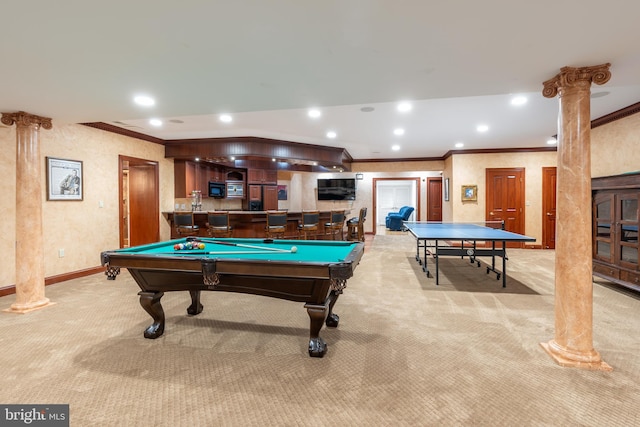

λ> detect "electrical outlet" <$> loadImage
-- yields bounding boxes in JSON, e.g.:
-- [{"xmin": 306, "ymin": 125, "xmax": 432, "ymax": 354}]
[{"xmin": 58, "ymin": 249, "xmax": 65, "ymax": 258}]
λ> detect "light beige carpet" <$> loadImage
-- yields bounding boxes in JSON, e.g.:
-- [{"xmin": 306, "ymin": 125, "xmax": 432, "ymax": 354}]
[{"xmin": 1, "ymin": 234, "xmax": 639, "ymax": 426}]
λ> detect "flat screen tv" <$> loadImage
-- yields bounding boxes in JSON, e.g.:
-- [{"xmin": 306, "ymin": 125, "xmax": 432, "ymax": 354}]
[{"xmin": 317, "ymin": 178, "xmax": 356, "ymax": 200}]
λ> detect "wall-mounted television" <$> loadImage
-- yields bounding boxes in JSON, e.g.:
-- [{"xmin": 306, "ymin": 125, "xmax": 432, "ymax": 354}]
[{"xmin": 317, "ymin": 178, "xmax": 356, "ymax": 200}]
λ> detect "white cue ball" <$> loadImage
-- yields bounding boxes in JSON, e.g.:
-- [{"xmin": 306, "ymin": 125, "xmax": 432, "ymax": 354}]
[{"xmin": 291, "ymin": 246, "xmax": 298, "ymax": 253}]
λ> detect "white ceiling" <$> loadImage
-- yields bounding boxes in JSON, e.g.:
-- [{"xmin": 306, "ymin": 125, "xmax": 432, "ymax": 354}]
[{"xmin": 2, "ymin": 1, "xmax": 640, "ymax": 160}]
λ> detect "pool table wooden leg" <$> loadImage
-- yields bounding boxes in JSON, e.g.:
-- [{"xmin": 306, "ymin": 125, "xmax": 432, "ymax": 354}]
[
  {"xmin": 138, "ymin": 291, "xmax": 165, "ymax": 339},
  {"xmin": 325, "ymin": 290, "xmax": 341, "ymax": 328},
  {"xmin": 305, "ymin": 304, "xmax": 328, "ymax": 358},
  {"xmin": 187, "ymin": 290, "xmax": 204, "ymax": 315}
]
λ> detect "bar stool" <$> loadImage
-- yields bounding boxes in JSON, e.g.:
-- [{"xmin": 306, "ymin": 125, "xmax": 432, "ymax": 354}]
[
  {"xmin": 206, "ymin": 211, "xmax": 233, "ymax": 238},
  {"xmin": 174, "ymin": 211, "xmax": 199, "ymax": 237},
  {"xmin": 265, "ymin": 211, "xmax": 288, "ymax": 239},
  {"xmin": 297, "ymin": 210, "xmax": 319, "ymax": 240},
  {"xmin": 347, "ymin": 207, "xmax": 367, "ymax": 242},
  {"xmin": 324, "ymin": 210, "xmax": 345, "ymax": 240}
]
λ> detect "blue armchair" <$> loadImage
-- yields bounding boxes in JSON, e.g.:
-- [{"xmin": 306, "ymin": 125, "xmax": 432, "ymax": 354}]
[{"xmin": 385, "ymin": 206, "xmax": 414, "ymax": 231}]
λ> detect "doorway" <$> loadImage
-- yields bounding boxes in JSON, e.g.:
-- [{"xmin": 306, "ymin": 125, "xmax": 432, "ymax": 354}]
[
  {"xmin": 542, "ymin": 167, "xmax": 557, "ymax": 249},
  {"xmin": 373, "ymin": 178, "xmax": 420, "ymax": 234},
  {"xmin": 485, "ymin": 168, "xmax": 526, "ymax": 248},
  {"xmin": 119, "ymin": 155, "xmax": 160, "ymax": 247},
  {"xmin": 427, "ymin": 177, "xmax": 443, "ymax": 221}
]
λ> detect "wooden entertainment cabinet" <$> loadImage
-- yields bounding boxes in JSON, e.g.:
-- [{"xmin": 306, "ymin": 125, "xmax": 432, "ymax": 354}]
[{"xmin": 592, "ymin": 172, "xmax": 640, "ymax": 292}]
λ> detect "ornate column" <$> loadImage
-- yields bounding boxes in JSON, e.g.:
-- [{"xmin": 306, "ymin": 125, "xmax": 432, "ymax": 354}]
[
  {"xmin": 1, "ymin": 111, "xmax": 54, "ymax": 313},
  {"xmin": 539, "ymin": 64, "xmax": 612, "ymax": 370}
]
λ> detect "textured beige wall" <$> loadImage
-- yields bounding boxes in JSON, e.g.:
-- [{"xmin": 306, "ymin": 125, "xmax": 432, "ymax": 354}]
[
  {"xmin": 450, "ymin": 151, "xmax": 558, "ymax": 245},
  {"xmin": 1, "ymin": 123, "xmax": 174, "ymax": 288},
  {"xmin": 591, "ymin": 112, "xmax": 640, "ymax": 178},
  {"xmin": 0, "ymin": 125, "xmax": 17, "ymax": 287}
]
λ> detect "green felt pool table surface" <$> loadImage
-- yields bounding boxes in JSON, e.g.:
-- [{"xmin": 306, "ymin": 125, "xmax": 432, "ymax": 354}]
[{"xmin": 114, "ymin": 237, "xmax": 357, "ymax": 263}]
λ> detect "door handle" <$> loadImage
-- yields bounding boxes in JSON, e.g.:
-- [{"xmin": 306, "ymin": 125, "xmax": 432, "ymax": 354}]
[
  {"xmin": 489, "ymin": 212, "xmax": 494, "ymax": 216},
  {"xmin": 546, "ymin": 212, "xmax": 552, "ymax": 216}
]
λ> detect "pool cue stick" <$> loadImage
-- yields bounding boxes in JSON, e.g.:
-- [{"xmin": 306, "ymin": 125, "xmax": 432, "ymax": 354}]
[
  {"xmin": 202, "ymin": 240, "xmax": 290, "ymax": 253},
  {"xmin": 161, "ymin": 250, "xmax": 293, "ymax": 255}
]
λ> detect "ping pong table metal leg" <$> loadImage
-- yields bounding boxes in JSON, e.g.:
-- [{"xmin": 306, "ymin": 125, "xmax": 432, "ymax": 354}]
[
  {"xmin": 435, "ymin": 240, "xmax": 439, "ymax": 285},
  {"xmin": 483, "ymin": 240, "xmax": 507, "ymax": 287},
  {"xmin": 502, "ymin": 242, "xmax": 507, "ymax": 287},
  {"xmin": 423, "ymin": 238, "xmax": 429, "ymax": 276}
]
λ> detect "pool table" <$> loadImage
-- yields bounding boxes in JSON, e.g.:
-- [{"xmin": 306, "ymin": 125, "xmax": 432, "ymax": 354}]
[{"xmin": 101, "ymin": 237, "xmax": 364, "ymax": 357}]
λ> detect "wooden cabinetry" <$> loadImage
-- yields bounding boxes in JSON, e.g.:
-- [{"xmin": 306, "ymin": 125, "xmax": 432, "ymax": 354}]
[
  {"xmin": 210, "ymin": 166, "xmax": 225, "ymax": 182},
  {"xmin": 592, "ymin": 173, "xmax": 640, "ymax": 292},
  {"xmin": 174, "ymin": 160, "xmax": 198, "ymax": 198},
  {"xmin": 248, "ymin": 185, "xmax": 262, "ymax": 201},
  {"xmin": 248, "ymin": 169, "xmax": 277, "ymax": 184},
  {"xmin": 263, "ymin": 185, "xmax": 278, "ymax": 210},
  {"xmin": 246, "ymin": 184, "xmax": 278, "ymax": 210},
  {"xmin": 175, "ymin": 161, "xmax": 236, "ymax": 198}
]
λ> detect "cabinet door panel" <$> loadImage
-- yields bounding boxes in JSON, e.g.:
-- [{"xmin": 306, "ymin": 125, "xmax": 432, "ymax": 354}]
[{"xmin": 593, "ymin": 193, "xmax": 614, "ymax": 262}]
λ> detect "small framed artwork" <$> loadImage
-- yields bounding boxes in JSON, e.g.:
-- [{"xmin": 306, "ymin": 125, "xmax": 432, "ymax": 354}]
[
  {"xmin": 444, "ymin": 178, "xmax": 450, "ymax": 201},
  {"xmin": 46, "ymin": 157, "xmax": 83, "ymax": 201},
  {"xmin": 277, "ymin": 185, "xmax": 288, "ymax": 200},
  {"xmin": 461, "ymin": 185, "xmax": 477, "ymax": 202}
]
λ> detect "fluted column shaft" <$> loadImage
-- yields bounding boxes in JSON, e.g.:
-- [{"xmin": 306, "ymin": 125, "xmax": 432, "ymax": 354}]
[
  {"xmin": 1, "ymin": 111, "xmax": 53, "ymax": 313},
  {"xmin": 540, "ymin": 64, "xmax": 612, "ymax": 370}
]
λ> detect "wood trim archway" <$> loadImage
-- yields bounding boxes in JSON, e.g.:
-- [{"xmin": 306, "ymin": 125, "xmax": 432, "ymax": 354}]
[{"xmin": 119, "ymin": 155, "xmax": 159, "ymax": 247}]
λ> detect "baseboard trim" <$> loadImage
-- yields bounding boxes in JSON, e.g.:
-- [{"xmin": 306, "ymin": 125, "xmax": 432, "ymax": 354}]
[{"xmin": 0, "ymin": 266, "xmax": 105, "ymax": 298}]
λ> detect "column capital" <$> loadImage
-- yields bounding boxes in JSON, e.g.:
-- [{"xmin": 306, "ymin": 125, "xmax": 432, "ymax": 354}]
[
  {"xmin": 1, "ymin": 111, "xmax": 52, "ymax": 130},
  {"xmin": 542, "ymin": 63, "xmax": 611, "ymax": 98}
]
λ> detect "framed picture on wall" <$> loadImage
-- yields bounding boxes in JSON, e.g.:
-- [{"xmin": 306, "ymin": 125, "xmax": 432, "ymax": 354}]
[
  {"xmin": 444, "ymin": 178, "xmax": 450, "ymax": 201},
  {"xmin": 277, "ymin": 185, "xmax": 288, "ymax": 200},
  {"xmin": 46, "ymin": 157, "xmax": 83, "ymax": 201},
  {"xmin": 461, "ymin": 185, "xmax": 477, "ymax": 202}
]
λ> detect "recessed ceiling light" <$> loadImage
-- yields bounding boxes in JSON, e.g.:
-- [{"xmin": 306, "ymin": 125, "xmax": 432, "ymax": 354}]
[
  {"xmin": 391, "ymin": 145, "xmax": 401, "ymax": 151},
  {"xmin": 272, "ymin": 158, "xmax": 276, "ymax": 162},
  {"xmin": 326, "ymin": 131, "xmax": 337, "ymax": 139},
  {"xmin": 455, "ymin": 142, "xmax": 464, "ymax": 148},
  {"xmin": 360, "ymin": 106, "xmax": 375, "ymax": 112},
  {"xmin": 547, "ymin": 138, "xmax": 557, "ymax": 144},
  {"xmin": 393, "ymin": 128, "xmax": 405, "ymax": 136},
  {"xmin": 134, "ymin": 95, "xmax": 155, "ymax": 107},
  {"xmin": 591, "ymin": 91, "xmax": 610, "ymax": 99},
  {"xmin": 397, "ymin": 102, "xmax": 412, "ymax": 113},
  {"xmin": 149, "ymin": 118, "xmax": 162, "ymax": 127},
  {"xmin": 308, "ymin": 109, "xmax": 321, "ymax": 118},
  {"xmin": 168, "ymin": 119, "xmax": 184, "ymax": 124},
  {"xmin": 511, "ymin": 96, "xmax": 527, "ymax": 106},
  {"xmin": 219, "ymin": 114, "xmax": 233, "ymax": 123},
  {"xmin": 476, "ymin": 124, "xmax": 489, "ymax": 132}
]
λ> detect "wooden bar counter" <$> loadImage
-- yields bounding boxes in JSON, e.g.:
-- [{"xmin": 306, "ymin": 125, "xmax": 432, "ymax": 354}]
[{"xmin": 165, "ymin": 210, "xmax": 349, "ymax": 239}]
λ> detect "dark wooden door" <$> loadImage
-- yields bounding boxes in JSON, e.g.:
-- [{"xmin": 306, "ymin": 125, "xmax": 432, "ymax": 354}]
[
  {"xmin": 427, "ymin": 177, "xmax": 442, "ymax": 221},
  {"xmin": 542, "ymin": 167, "xmax": 557, "ymax": 249},
  {"xmin": 486, "ymin": 168, "xmax": 526, "ymax": 248},
  {"xmin": 121, "ymin": 156, "xmax": 159, "ymax": 247}
]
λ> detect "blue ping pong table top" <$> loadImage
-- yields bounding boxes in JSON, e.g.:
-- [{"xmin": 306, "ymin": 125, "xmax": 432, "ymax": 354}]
[{"xmin": 403, "ymin": 222, "xmax": 536, "ymax": 242}]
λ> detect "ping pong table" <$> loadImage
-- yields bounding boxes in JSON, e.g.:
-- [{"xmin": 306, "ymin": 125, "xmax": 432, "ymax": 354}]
[{"xmin": 404, "ymin": 222, "xmax": 536, "ymax": 287}]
